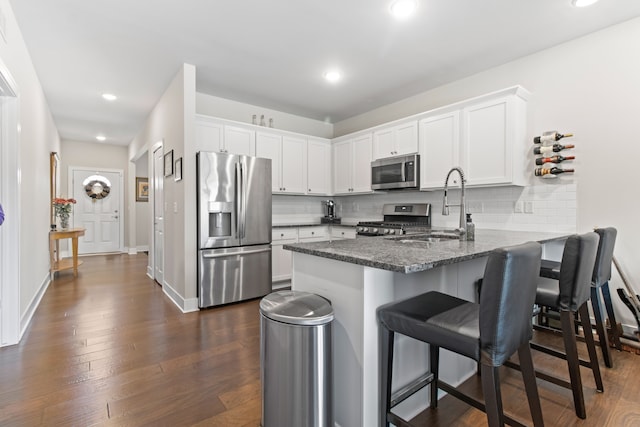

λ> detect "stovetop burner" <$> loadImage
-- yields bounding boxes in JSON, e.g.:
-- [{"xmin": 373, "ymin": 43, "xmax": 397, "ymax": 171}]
[{"xmin": 356, "ymin": 203, "xmax": 431, "ymax": 236}]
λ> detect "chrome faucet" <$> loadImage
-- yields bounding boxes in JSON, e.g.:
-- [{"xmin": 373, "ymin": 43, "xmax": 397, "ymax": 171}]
[{"xmin": 442, "ymin": 167, "xmax": 467, "ymax": 236}]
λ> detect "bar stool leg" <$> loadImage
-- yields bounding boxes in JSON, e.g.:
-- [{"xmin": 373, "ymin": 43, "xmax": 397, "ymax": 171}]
[
  {"xmin": 579, "ymin": 303, "xmax": 604, "ymax": 392},
  {"xmin": 560, "ymin": 310, "xmax": 587, "ymax": 419},
  {"xmin": 518, "ymin": 343, "xmax": 544, "ymax": 427},
  {"xmin": 430, "ymin": 345, "xmax": 439, "ymax": 408},
  {"xmin": 480, "ymin": 364, "xmax": 505, "ymax": 427},
  {"xmin": 601, "ymin": 282, "xmax": 623, "ymax": 350},
  {"xmin": 379, "ymin": 326, "xmax": 394, "ymax": 427},
  {"xmin": 591, "ymin": 286, "xmax": 613, "ymax": 368}
]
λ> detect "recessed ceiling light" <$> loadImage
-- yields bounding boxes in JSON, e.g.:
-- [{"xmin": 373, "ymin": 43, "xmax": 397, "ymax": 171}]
[
  {"xmin": 390, "ymin": 0, "xmax": 417, "ymax": 19},
  {"xmin": 96, "ymin": 135, "xmax": 106, "ymax": 142},
  {"xmin": 572, "ymin": 0, "xmax": 599, "ymax": 7},
  {"xmin": 102, "ymin": 93, "xmax": 117, "ymax": 101},
  {"xmin": 324, "ymin": 70, "xmax": 342, "ymax": 83}
]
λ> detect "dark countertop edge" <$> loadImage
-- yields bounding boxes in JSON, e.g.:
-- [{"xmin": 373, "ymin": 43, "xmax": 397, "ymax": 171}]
[
  {"xmin": 284, "ymin": 230, "xmax": 570, "ymax": 274},
  {"xmin": 273, "ymin": 223, "xmax": 357, "ymax": 228}
]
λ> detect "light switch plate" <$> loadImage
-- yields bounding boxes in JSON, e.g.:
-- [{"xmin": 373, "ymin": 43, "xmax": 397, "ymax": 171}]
[{"xmin": 524, "ymin": 201, "xmax": 534, "ymax": 214}]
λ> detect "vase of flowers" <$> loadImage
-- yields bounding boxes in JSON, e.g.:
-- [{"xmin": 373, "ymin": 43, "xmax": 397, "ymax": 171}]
[{"xmin": 53, "ymin": 198, "xmax": 76, "ymax": 229}]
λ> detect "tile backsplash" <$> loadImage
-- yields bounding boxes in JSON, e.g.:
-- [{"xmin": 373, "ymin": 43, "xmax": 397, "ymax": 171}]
[{"xmin": 273, "ymin": 180, "xmax": 576, "ymax": 233}]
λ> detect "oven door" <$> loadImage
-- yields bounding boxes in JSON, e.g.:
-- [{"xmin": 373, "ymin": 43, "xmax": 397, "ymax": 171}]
[{"xmin": 371, "ymin": 154, "xmax": 419, "ymax": 190}]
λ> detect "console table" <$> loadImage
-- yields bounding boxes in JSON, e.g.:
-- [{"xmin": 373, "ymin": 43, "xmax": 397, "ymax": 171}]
[{"xmin": 49, "ymin": 228, "xmax": 85, "ymax": 277}]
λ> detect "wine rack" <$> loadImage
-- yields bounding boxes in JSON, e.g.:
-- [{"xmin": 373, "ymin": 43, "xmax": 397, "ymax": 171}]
[{"xmin": 532, "ymin": 131, "xmax": 575, "ymax": 178}]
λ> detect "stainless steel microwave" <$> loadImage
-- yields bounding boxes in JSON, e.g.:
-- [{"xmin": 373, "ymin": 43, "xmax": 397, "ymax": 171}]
[{"xmin": 371, "ymin": 154, "xmax": 419, "ymax": 190}]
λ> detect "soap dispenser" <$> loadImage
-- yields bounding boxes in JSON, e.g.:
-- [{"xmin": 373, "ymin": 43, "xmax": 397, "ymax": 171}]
[{"xmin": 465, "ymin": 213, "xmax": 475, "ymax": 241}]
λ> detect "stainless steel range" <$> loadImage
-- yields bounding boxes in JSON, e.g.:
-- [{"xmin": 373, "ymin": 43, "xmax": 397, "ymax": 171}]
[{"xmin": 356, "ymin": 203, "xmax": 431, "ymax": 236}]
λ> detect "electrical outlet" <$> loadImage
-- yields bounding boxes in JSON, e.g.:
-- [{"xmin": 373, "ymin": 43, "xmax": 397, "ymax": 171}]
[
  {"xmin": 514, "ymin": 201, "xmax": 524, "ymax": 213},
  {"xmin": 524, "ymin": 201, "xmax": 534, "ymax": 214},
  {"xmin": 173, "ymin": 201, "xmax": 178, "ymax": 213}
]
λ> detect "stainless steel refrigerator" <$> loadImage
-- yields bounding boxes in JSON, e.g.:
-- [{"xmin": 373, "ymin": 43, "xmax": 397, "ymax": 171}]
[{"xmin": 197, "ymin": 151, "xmax": 272, "ymax": 308}]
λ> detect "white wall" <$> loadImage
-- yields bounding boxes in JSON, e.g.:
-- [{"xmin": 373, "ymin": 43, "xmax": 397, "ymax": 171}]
[
  {"xmin": 0, "ymin": 0, "xmax": 61, "ymax": 336},
  {"xmin": 196, "ymin": 92, "xmax": 334, "ymax": 138},
  {"xmin": 335, "ymin": 17, "xmax": 640, "ymax": 332},
  {"xmin": 128, "ymin": 64, "xmax": 197, "ymax": 310}
]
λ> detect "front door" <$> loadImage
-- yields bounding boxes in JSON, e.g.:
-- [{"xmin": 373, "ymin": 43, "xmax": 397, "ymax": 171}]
[{"xmin": 72, "ymin": 169, "xmax": 122, "ymax": 254}]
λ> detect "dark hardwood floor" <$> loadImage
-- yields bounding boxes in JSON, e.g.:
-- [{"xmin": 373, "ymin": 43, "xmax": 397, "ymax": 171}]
[{"xmin": 1, "ymin": 253, "xmax": 640, "ymax": 426}]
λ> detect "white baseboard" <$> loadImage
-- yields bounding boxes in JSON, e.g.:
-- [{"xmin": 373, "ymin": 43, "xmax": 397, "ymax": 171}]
[
  {"xmin": 127, "ymin": 247, "xmax": 137, "ymax": 255},
  {"xmin": 162, "ymin": 281, "xmax": 199, "ymax": 313},
  {"xmin": 137, "ymin": 245, "xmax": 149, "ymax": 252},
  {"xmin": 20, "ymin": 273, "xmax": 51, "ymax": 340}
]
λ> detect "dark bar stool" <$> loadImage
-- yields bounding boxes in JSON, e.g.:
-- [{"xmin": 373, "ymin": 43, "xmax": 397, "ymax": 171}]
[
  {"xmin": 378, "ymin": 242, "xmax": 543, "ymax": 427},
  {"xmin": 539, "ymin": 227, "xmax": 619, "ymax": 367},
  {"xmin": 524, "ymin": 232, "xmax": 602, "ymax": 420}
]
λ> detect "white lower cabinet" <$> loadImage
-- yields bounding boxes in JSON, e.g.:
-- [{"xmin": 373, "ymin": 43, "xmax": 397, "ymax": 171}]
[
  {"xmin": 298, "ymin": 226, "xmax": 329, "ymax": 242},
  {"xmin": 330, "ymin": 226, "xmax": 357, "ymax": 240},
  {"xmin": 272, "ymin": 228, "xmax": 298, "ymax": 285},
  {"xmin": 271, "ymin": 225, "xmax": 356, "ymax": 286}
]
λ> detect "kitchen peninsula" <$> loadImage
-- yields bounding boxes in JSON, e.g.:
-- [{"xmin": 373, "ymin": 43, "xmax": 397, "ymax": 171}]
[{"xmin": 285, "ymin": 229, "xmax": 568, "ymax": 427}]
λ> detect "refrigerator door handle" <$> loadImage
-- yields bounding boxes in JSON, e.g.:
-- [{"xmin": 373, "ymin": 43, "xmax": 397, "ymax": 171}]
[
  {"xmin": 241, "ymin": 161, "xmax": 248, "ymax": 239},
  {"xmin": 235, "ymin": 162, "xmax": 242, "ymax": 239},
  {"xmin": 201, "ymin": 247, "xmax": 271, "ymax": 258}
]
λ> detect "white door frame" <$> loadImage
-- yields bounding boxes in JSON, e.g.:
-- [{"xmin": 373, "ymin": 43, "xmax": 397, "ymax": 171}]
[
  {"xmin": 0, "ymin": 59, "xmax": 20, "ymax": 346},
  {"xmin": 151, "ymin": 140, "xmax": 164, "ymax": 285},
  {"xmin": 68, "ymin": 166, "xmax": 125, "ymax": 254}
]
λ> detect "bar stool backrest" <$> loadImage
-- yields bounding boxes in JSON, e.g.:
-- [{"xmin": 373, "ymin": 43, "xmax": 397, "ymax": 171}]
[
  {"xmin": 592, "ymin": 227, "xmax": 617, "ymax": 288},
  {"xmin": 558, "ymin": 232, "xmax": 600, "ymax": 311},
  {"xmin": 479, "ymin": 242, "xmax": 542, "ymax": 366}
]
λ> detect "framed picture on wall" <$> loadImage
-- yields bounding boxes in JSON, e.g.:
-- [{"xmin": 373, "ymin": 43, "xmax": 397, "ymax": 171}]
[
  {"xmin": 164, "ymin": 150, "xmax": 174, "ymax": 177},
  {"xmin": 136, "ymin": 177, "xmax": 149, "ymax": 202},
  {"xmin": 174, "ymin": 157, "xmax": 183, "ymax": 182}
]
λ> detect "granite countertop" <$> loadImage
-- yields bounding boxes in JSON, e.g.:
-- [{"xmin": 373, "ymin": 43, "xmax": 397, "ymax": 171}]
[{"xmin": 283, "ymin": 229, "xmax": 569, "ymax": 274}]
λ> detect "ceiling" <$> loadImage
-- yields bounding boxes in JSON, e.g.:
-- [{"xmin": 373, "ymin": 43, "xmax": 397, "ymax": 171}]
[{"xmin": 10, "ymin": 0, "xmax": 640, "ymax": 146}]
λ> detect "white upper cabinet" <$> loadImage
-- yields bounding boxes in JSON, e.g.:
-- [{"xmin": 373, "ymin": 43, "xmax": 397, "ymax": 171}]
[
  {"xmin": 195, "ymin": 115, "xmax": 256, "ymax": 156},
  {"xmin": 224, "ymin": 125, "xmax": 256, "ymax": 156},
  {"xmin": 333, "ymin": 133, "xmax": 373, "ymax": 195},
  {"xmin": 372, "ymin": 121, "xmax": 418, "ymax": 160},
  {"xmin": 462, "ymin": 96, "xmax": 520, "ymax": 187},
  {"xmin": 281, "ymin": 136, "xmax": 307, "ymax": 194},
  {"xmin": 307, "ymin": 138, "xmax": 332, "ymax": 195},
  {"xmin": 256, "ymin": 132, "xmax": 282, "ymax": 193},
  {"xmin": 419, "ymin": 111, "xmax": 461, "ymax": 189},
  {"xmin": 418, "ymin": 86, "xmax": 529, "ymax": 189},
  {"xmin": 256, "ymin": 131, "xmax": 307, "ymax": 194}
]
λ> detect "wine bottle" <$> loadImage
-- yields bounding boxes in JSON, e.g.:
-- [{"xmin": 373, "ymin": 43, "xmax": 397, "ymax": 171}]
[
  {"xmin": 533, "ymin": 144, "xmax": 575, "ymax": 155},
  {"xmin": 534, "ymin": 167, "xmax": 575, "ymax": 176},
  {"xmin": 533, "ymin": 131, "xmax": 574, "ymax": 144},
  {"xmin": 535, "ymin": 155, "xmax": 575, "ymax": 165}
]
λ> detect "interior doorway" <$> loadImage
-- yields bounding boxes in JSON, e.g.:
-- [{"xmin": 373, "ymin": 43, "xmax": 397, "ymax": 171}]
[{"xmin": 0, "ymin": 62, "xmax": 20, "ymax": 346}]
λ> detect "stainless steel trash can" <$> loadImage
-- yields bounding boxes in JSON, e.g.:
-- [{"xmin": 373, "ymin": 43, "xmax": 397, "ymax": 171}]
[{"xmin": 260, "ymin": 290, "xmax": 334, "ymax": 427}]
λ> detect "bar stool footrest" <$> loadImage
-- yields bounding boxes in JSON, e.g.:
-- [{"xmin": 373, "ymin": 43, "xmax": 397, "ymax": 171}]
[{"xmin": 390, "ymin": 372, "xmax": 434, "ymax": 409}]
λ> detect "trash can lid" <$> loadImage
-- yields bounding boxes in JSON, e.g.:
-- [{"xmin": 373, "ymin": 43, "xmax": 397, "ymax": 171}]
[{"xmin": 260, "ymin": 290, "xmax": 334, "ymax": 325}]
